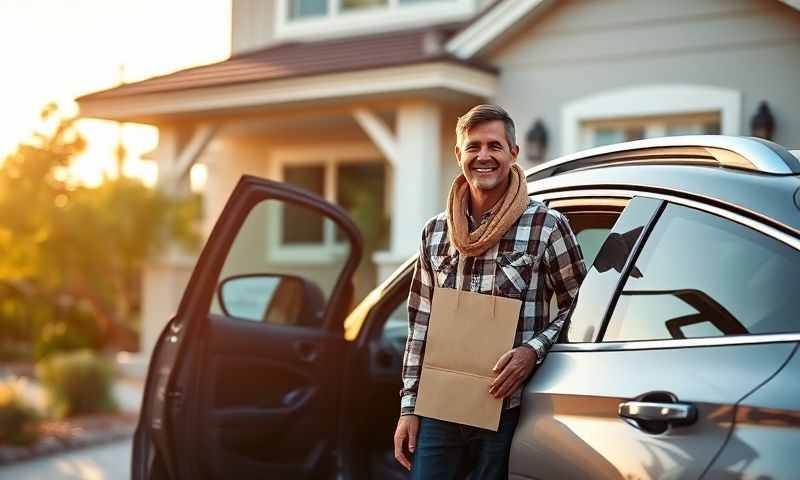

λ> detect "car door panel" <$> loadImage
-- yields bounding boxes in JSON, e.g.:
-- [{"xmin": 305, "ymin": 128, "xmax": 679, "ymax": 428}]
[
  {"xmin": 134, "ymin": 176, "xmax": 363, "ymax": 480},
  {"xmin": 510, "ymin": 195, "xmax": 800, "ymax": 480},
  {"xmin": 509, "ymin": 343, "xmax": 796, "ymax": 480},
  {"xmin": 704, "ymin": 342, "xmax": 800, "ymax": 479}
]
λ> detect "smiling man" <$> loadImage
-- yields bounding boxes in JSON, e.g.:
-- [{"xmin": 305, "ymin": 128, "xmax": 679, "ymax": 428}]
[{"xmin": 393, "ymin": 104, "xmax": 587, "ymax": 479}]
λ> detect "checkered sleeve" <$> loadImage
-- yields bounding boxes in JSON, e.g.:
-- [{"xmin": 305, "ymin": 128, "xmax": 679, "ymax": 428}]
[
  {"xmin": 526, "ymin": 212, "xmax": 587, "ymax": 363},
  {"xmin": 400, "ymin": 224, "xmax": 435, "ymax": 416}
]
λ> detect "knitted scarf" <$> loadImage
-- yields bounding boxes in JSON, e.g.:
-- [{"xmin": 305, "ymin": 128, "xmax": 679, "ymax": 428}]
[{"xmin": 446, "ymin": 163, "xmax": 529, "ymax": 257}]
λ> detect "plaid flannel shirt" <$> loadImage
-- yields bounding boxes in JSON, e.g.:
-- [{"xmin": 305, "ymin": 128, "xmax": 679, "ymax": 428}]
[{"xmin": 401, "ymin": 198, "xmax": 587, "ymax": 416}]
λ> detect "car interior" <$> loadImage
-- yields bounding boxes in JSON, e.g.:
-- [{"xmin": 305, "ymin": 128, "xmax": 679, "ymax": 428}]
[{"xmin": 338, "ymin": 200, "xmax": 624, "ymax": 479}]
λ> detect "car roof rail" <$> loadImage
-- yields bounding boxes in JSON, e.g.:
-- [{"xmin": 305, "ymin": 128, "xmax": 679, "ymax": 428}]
[{"xmin": 525, "ymin": 135, "xmax": 800, "ymax": 181}]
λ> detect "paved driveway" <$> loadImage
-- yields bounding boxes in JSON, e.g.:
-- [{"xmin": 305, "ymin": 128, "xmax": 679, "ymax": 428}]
[{"xmin": 0, "ymin": 438, "xmax": 132, "ymax": 480}]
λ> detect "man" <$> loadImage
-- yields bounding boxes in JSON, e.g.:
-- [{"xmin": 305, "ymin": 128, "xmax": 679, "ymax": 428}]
[{"xmin": 393, "ymin": 104, "xmax": 586, "ymax": 479}]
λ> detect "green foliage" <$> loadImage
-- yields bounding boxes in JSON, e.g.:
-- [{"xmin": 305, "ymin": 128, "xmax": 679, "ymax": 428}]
[
  {"xmin": 0, "ymin": 342, "xmax": 33, "ymax": 362},
  {"xmin": 36, "ymin": 350, "xmax": 116, "ymax": 418},
  {"xmin": 0, "ymin": 281, "xmax": 103, "ymax": 360},
  {"xmin": 0, "ymin": 377, "xmax": 40, "ymax": 445},
  {"xmin": 0, "ymin": 104, "xmax": 200, "ymax": 350}
]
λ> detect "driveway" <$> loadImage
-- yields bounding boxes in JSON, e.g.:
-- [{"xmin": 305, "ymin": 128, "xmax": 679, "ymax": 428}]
[{"xmin": 0, "ymin": 437, "xmax": 131, "ymax": 480}]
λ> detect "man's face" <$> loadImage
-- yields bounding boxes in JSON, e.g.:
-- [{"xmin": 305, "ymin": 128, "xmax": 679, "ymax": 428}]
[{"xmin": 455, "ymin": 120, "xmax": 519, "ymax": 192}]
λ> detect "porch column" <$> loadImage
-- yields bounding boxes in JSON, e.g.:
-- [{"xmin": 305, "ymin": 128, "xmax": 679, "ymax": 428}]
[
  {"xmin": 139, "ymin": 124, "xmax": 215, "ymax": 358},
  {"xmin": 373, "ymin": 102, "xmax": 442, "ymax": 281}
]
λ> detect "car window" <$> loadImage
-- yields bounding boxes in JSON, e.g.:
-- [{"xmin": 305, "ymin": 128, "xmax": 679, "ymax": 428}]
[
  {"xmin": 561, "ymin": 197, "xmax": 664, "ymax": 342},
  {"xmin": 381, "ymin": 299, "xmax": 408, "ymax": 353},
  {"xmin": 209, "ymin": 199, "xmax": 351, "ymax": 328},
  {"xmin": 604, "ymin": 203, "xmax": 800, "ymax": 342},
  {"xmin": 560, "ymin": 213, "xmax": 620, "ymax": 267}
]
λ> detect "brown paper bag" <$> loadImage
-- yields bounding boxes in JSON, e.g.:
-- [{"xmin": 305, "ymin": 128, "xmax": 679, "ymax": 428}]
[{"xmin": 414, "ymin": 284, "xmax": 521, "ymax": 431}]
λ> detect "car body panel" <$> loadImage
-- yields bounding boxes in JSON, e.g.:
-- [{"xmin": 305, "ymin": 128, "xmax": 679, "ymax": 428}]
[
  {"xmin": 508, "ymin": 342, "xmax": 797, "ymax": 480},
  {"xmin": 704, "ymin": 343, "xmax": 800, "ymax": 479},
  {"xmin": 509, "ymin": 180, "xmax": 800, "ymax": 479}
]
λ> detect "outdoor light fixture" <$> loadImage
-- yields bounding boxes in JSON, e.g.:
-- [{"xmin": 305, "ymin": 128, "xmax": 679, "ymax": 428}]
[
  {"xmin": 750, "ymin": 101, "xmax": 775, "ymax": 140},
  {"xmin": 526, "ymin": 119, "xmax": 548, "ymax": 164}
]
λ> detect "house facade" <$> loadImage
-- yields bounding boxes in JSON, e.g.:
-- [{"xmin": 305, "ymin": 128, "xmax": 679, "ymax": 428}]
[{"xmin": 77, "ymin": 0, "xmax": 800, "ymax": 356}]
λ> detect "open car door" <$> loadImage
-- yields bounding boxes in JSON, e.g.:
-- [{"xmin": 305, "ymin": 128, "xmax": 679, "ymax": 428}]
[{"xmin": 133, "ymin": 175, "xmax": 363, "ymax": 480}]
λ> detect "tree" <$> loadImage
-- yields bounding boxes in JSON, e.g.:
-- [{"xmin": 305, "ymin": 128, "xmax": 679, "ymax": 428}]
[{"xmin": 0, "ymin": 104, "xmax": 199, "ymax": 352}]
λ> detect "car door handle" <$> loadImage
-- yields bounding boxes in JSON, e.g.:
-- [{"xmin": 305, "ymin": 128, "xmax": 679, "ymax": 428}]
[{"xmin": 618, "ymin": 401, "xmax": 696, "ymax": 423}]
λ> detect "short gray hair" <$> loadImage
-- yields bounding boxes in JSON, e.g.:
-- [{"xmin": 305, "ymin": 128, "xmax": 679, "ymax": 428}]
[{"xmin": 455, "ymin": 104, "xmax": 516, "ymax": 150}]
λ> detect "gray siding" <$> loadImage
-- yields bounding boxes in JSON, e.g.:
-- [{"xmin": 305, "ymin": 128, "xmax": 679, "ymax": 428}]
[
  {"xmin": 488, "ymin": 0, "xmax": 800, "ymax": 155},
  {"xmin": 231, "ymin": 0, "xmax": 277, "ymax": 55}
]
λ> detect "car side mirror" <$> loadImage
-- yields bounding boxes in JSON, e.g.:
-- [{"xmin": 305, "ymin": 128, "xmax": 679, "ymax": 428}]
[{"xmin": 218, "ymin": 274, "xmax": 325, "ymax": 327}]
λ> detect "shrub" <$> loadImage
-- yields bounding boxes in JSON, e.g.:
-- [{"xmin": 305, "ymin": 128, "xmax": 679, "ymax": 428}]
[
  {"xmin": 0, "ymin": 377, "xmax": 40, "ymax": 445},
  {"xmin": 0, "ymin": 341, "xmax": 33, "ymax": 363},
  {"xmin": 33, "ymin": 320, "xmax": 95, "ymax": 360},
  {"xmin": 36, "ymin": 350, "xmax": 117, "ymax": 418}
]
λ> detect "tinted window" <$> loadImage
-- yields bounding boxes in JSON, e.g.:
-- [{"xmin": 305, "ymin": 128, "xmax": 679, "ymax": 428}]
[
  {"xmin": 563, "ymin": 197, "xmax": 663, "ymax": 343},
  {"xmin": 210, "ymin": 199, "xmax": 351, "ymax": 328},
  {"xmin": 381, "ymin": 300, "xmax": 408, "ymax": 353},
  {"xmin": 560, "ymin": 212, "xmax": 621, "ymax": 267},
  {"xmin": 604, "ymin": 204, "xmax": 800, "ymax": 342}
]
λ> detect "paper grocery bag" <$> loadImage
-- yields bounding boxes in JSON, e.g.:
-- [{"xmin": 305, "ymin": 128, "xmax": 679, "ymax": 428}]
[{"xmin": 414, "ymin": 286, "xmax": 521, "ymax": 431}]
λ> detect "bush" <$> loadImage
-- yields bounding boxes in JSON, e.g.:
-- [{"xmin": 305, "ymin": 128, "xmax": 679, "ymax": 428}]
[
  {"xmin": 33, "ymin": 320, "xmax": 96, "ymax": 360},
  {"xmin": 0, "ymin": 341, "xmax": 33, "ymax": 363},
  {"xmin": 0, "ymin": 377, "xmax": 40, "ymax": 445},
  {"xmin": 36, "ymin": 350, "xmax": 117, "ymax": 418},
  {"xmin": 0, "ymin": 284, "xmax": 103, "ymax": 361}
]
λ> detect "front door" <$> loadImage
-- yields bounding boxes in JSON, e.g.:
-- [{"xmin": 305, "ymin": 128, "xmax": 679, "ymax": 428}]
[{"xmin": 133, "ymin": 175, "xmax": 363, "ymax": 480}]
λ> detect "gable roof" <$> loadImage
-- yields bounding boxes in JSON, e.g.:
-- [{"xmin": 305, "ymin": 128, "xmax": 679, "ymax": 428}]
[
  {"xmin": 446, "ymin": 0, "xmax": 800, "ymax": 58},
  {"xmin": 78, "ymin": 24, "xmax": 489, "ymax": 102}
]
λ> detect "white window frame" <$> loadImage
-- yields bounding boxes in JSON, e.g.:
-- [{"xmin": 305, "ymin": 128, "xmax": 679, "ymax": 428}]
[
  {"xmin": 561, "ymin": 84, "xmax": 742, "ymax": 155},
  {"xmin": 275, "ymin": 0, "xmax": 477, "ymax": 40},
  {"xmin": 579, "ymin": 111, "xmax": 722, "ymax": 150},
  {"xmin": 266, "ymin": 143, "xmax": 384, "ymax": 264}
]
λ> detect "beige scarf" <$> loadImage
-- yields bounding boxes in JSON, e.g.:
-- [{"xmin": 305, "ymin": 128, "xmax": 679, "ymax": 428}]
[{"xmin": 447, "ymin": 163, "xmax": 529, "ymax": 257}]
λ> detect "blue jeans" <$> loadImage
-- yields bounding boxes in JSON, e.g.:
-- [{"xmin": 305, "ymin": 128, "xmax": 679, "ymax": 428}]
[{"xmin": 411, "ymin": 407, "xmax": 520, "ymax": 480}]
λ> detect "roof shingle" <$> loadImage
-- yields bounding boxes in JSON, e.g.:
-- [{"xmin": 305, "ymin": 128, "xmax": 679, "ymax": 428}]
[{"xmin": 78, "ymin": 24, "xmax": 493, "ymax": 102}]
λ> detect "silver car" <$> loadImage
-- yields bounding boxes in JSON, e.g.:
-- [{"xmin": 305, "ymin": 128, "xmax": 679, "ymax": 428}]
[{"xmin": 134, "ymin": 136, "xmax": 800, "ymax": 479}]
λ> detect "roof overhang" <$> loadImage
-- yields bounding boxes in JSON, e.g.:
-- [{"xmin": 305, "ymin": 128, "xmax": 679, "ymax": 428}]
[
  {"xmin": 77, "ymin": 61, "xmax": 497, "ymax": 123},
  {"xmin": 447, "ymin": 0, "xmax": 800, "ymax": 59},
  {"xmin": 446, "ymin": 0, "xmax": 552, "ymax": 58}
]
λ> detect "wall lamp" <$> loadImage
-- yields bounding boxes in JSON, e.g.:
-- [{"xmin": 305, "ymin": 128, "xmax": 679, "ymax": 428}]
[
  {"xmin": 526, "ymin": 119, "xmax": 548, "ymax": 164},
  {"xmin": 750, "ymin": 101, "xmax": 775, "ymax": 140}
]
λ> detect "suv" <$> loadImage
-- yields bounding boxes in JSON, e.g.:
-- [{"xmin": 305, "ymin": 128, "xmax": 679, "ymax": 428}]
[{"xmin": 134, "ymin": 136, "xmax": 800, "ymax": 480}]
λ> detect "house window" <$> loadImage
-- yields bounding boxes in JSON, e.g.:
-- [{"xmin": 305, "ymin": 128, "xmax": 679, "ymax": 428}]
[
  {"xmin": 274, "ymin": 159, "xmax": 388, "ymax": 262},
  {"xmin": 289, "ymin": 0, "xmax": 451, "ymax": 19},
  {"xmin": 341, "ymin": 0, "xmax": 388, "ymax": 12},
  {"xmin": 289, "ymin": 0, "xmax": 328, "ymax": 18},
  {"xmin": 580, "ymin": 112, "xmax": 721, "ymax": 149},
  {"xmin": 562, "ymin": 85, "xmax": 741, "ymax": 154},
  {"xmin": 277, "ymin": 0, "xmax": 476, "ymax": 39},
  {"xmin": 282, "ymin": 165, "xmax": 325, "ymax": 244}
]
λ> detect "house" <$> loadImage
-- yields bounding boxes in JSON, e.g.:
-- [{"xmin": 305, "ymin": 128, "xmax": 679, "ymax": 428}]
[{"xmin": 77, "ymin": 0, "xmax": 800, "ymax": 356}]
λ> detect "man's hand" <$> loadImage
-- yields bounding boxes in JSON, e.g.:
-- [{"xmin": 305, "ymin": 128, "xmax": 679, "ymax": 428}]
[
  {"xmin": 489, "ymin": 346, "xmax": 538, "ymax": 399},
  {"xmin": 393, "ymin": 415, "xmax": 419, "ymax": 471}
]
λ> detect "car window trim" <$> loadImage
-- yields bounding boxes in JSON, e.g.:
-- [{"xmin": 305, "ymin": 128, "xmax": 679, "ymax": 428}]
[
  {"xmin": 547, "ymin": 197, "xmax": 629, "ymax": 210},
  {"xmin": 550, "ymin": 333, "xmax": 800, "ymax": 353},
  {"xmin": 538, "ymin": 189, "xmax": 800, "ymax": 351},
  {"xmin": 595, "ymin": 199, "xmax": 666, "ymax": 342},
  {"xmin": 536, "ymin": 189, "xmax": 800, "ymax": 251}
]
